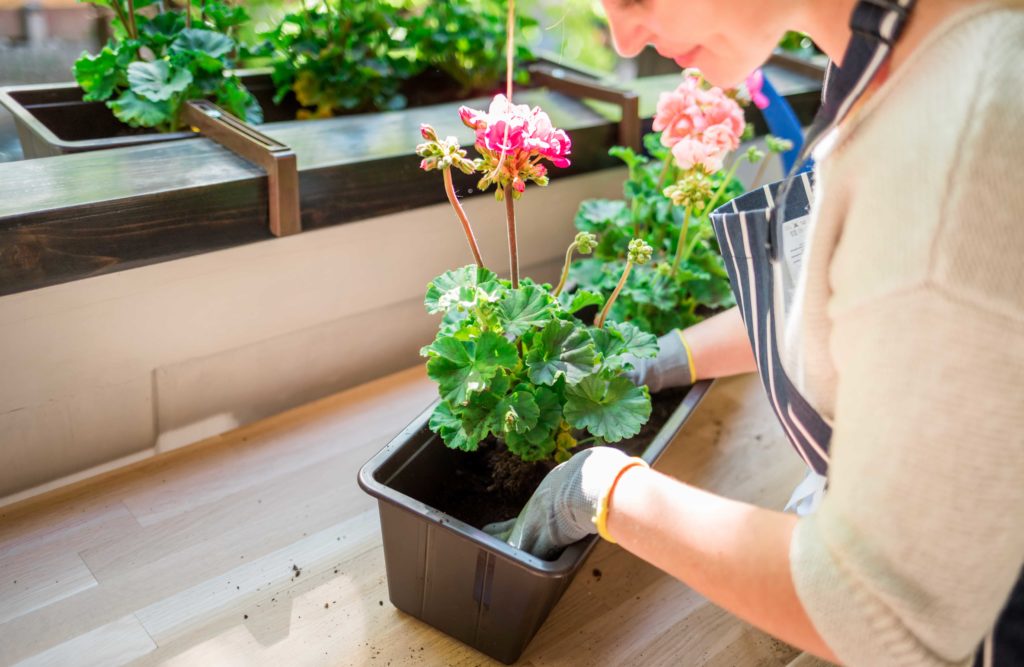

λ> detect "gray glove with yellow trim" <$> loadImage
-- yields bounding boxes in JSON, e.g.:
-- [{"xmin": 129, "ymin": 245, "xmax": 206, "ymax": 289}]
[
  {"xmin": 624, "ymin": 329, "xmax": 696, "ymax": 392},
  {"xmin": 483, "ymin": 447, "xmax": 646, "ymax": 560}
]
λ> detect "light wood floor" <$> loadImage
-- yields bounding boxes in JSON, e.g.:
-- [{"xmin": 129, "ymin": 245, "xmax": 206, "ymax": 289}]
[{"xmin": 0, "ymin": 368, "xmax": 808, "ymax": 666}]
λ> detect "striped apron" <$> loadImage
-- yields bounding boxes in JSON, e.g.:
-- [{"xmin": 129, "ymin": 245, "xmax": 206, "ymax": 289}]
[{"xmin": 708, "ymin": 1, "xmax": 1024, "ymax": 664}]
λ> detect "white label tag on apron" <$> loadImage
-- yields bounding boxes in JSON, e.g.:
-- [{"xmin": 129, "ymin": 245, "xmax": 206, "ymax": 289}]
[{"xmin": 782, "ymin": 215, "xmax": 811, "ymax": 277}]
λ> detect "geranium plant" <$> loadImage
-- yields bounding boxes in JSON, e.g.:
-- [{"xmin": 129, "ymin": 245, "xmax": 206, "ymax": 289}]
[
  {"xmin": 73, "ymin": 0, "xmax": 261, "ymax": 131},
  {"xmin": 416, "ymin": 96, "xmax": 658, "ymax": 463},
  {"xmin": 570, "ymin": 70, "xmax": 792, "ymax": 335},
  {"xmin": 263, "ymin": 0, "xmax": 536, "ymax": 120}
]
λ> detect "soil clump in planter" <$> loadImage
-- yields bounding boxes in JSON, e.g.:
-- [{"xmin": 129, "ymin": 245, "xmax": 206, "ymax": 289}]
[{"xmin": 422, "ymin": 386, "xmax": 689, "ymax": 529}]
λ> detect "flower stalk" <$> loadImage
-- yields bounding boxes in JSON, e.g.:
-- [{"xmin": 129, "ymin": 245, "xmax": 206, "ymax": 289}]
[
  {"xmin": 504, "ymin": 182, "xmax": 519, "ymax": 287},
  {"xmin": 670, "ymin": 205, "xmax": 692, "ymax": 278},
  {"xmin": 416, "ymin": 124, "xmax": 485, "ymax": 268},
  {"xmin": 553, "ymin": 232, "xmax": 596, "ymax": 297},
  {"xmin": 596, "ymin": 239, "xmax": 652, "ymax": 328},
  {"xmin": 443, "ymin": 168, "xmax": 484, "ymax": 267}
]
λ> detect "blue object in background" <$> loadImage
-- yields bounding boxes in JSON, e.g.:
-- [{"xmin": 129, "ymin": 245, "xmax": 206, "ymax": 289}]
[{"xmin": 759, "ymin": 73, "xmax": 812, "ymax": 174}]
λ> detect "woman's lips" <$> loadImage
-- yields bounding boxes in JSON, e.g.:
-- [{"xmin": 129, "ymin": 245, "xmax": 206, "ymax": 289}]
[{"xmin": 673, "ymin": 46, "xmax": 701, "ymax": 67}]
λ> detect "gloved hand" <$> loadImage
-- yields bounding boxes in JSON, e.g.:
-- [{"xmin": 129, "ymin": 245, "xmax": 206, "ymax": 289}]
[
  {"xmin": 624, "ymin": 330, "xmax": 695, "ymax": 392},
  {"xmin": 483, "ymin": 447, "xmax": 646, "ymax": 559}
]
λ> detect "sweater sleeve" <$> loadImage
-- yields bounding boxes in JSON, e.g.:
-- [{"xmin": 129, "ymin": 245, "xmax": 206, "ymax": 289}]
[
  {"xmin": 791, "ymin": 290, "xmax": 1024, "ymax": 666},
  {"xmin": 790, "ymin": 13, "xmax": 1024, "ymax": 664}
]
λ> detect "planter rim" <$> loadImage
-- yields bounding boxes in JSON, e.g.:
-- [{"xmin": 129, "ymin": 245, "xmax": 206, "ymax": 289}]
[
  {"xmin": 358, "ymin": 379, "xmax": 714, "ymax": 577},
  {"xmin": 0, "ymin": 84, "xmax": 197, "ymax": 153}
]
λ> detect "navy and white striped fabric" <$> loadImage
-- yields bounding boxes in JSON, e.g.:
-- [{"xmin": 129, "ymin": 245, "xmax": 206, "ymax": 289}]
[
  {"xmin": 710, "ymin": 174, "xmax": 831, "ymax": 475},
  {"xmin": 707, "ymin": 0, "xmax": 1021, "ymax": 663}
]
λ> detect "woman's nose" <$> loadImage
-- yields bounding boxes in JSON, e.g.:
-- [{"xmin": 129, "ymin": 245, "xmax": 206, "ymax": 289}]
[{"xmin": 604, "ymin": 6, "xmax": 650, "ymax": 58}]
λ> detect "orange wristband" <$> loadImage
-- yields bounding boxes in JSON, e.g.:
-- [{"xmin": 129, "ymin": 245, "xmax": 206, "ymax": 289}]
[{"xmin": 593, "ymin": 457, "xmax": 649, "ymax": 543}]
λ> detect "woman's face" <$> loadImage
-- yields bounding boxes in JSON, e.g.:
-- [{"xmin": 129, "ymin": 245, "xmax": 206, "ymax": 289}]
[{"xmin": 601, "ymin": 0, "xmax": 801, "ymax": 87}]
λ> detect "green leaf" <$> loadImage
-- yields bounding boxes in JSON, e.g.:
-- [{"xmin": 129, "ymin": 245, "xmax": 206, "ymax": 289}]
[
  {"xmin": 202, "ymin": 2, "xmax": 249, "ymax": 32},
  {"xmin": 497, "ymin": 285, "xmax": 554, "ymax": 338},
  {"xmin": 428, "ymin": 401, "xmax": 488, "ymax": 452},
  {"xmin": 526, "ymin": 320, "xmax": 596, "ymax": 386},
  {"xmin": 592, "ymin": 321, "xmax": 659, "ymax": 372},
  {"xmin": 494, "ymin": 390, "xmax": 540, "ymax": 435},
  {"xmin": 565, "ymin": 375, "xmax": 651, "ymax": 442},
  {"xmin": 574, "ymin": 199, "xmax": 630, "ymax": 233},
  {"xmin": 503, "ymin": 386, "xmax": 561, "ymax": 461},
  {"xmin": 423, "ymin": 332, "xmax": 517, "ymax": 405},
  {"xmin": 127, "ymin": 60, "xmax": 192, "ymax": 102},
  {"xmin": 107, "ymin": 90, "xmax": 171, "ymax": 128},
  {"xmin": 170, "ymin": 28, "xmax": 235, "ymax": 59},
  {"xmin": 216, "ymin": 76, "xmax": 262, "ymax": 123},
  {"xmin": 424, "ymin": 266, "xmax": 500, "ymax": 315},
  {"xmin": 73, "ymin": 48, "xmax": 119, "ymax": 102},
  {"xmin": 559, "ymin": 289, "xmax": 604, "ymax": 314},
  {"xmin": 138, "ymin": 11, "xmax": 185, "ymax": 48}
]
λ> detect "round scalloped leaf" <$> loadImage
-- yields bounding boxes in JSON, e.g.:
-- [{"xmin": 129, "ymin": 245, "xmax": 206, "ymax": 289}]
[
  {"xmin": 170, "ymin": 28, "xmax": 235, "ymax": 59},
  {"xmin": 498, "ymin": 285, "xmax": 554, "ymax": 338},
  {"xmin": 424, "ymin": 332, "xmax": 517, "ymax": 405},
  {"xmin": 494, "ymin": 390, "xmax": 540, "ymax": 436},
  {"xmin": 573, "ymin": 199, "xmax": 631, "ymax": 233},
  {"xmin": 424, "ymin": 265, "xmax": 500, "ymax": 315},
  {"xmin": 428, "ymin": 401, "xmax": 488, "ymax": 452},
  {"xmin": 564, "ymin": 375, "xmax": 651, "ymax": 442},
  {"xmin": 526, "ymin": 320, "xmax": 596, "ymax": 386},
  {"xmin": 592, "ymin": 321, "xmax": 659, "ymax": 372},
  {"xmin": 127, "ymin": 60, "xmax": 193, "ymax": 102},
  {"xmin": 558, "ymin": 289, "xmax": 604, "ymax": 314},
  {"xmin": 73, "ymin": 48, "xmax": 120, "ymax": 102},
  {"xmin": 107, "ymin": 90, "xmax": 172, "ymax": 128}
]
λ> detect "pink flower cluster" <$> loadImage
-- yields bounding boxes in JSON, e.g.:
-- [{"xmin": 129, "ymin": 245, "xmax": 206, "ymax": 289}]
[
  {"xmin": 652, "ymin": 74, "xmax": 745, "ymax": 173},
  {"xmin": 458, "ymin": 94, "xmax": 572, "ymax": 197}
]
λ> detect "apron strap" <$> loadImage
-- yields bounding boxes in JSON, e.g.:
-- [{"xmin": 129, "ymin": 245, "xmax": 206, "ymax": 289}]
[{"xmin": 769, "ymin": 0, "xmax": 916, "ymax": 259}]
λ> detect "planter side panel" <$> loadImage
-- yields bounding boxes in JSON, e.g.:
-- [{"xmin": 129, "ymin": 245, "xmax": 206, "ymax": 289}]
[{"xmin": 377, "ymin": 501, "xmax": 570, "ymax": 664}]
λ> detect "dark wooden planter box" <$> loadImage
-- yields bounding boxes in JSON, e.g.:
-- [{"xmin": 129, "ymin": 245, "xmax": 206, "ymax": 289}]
[{"xmin": 357, "ymin": 380, "xmax": 712, "ymax": 664}]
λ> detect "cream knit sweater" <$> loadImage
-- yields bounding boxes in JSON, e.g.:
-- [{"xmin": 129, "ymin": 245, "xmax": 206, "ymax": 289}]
[{"xmin": 784, "ymin": 3, "xmax": 1024, "ymax": 666}]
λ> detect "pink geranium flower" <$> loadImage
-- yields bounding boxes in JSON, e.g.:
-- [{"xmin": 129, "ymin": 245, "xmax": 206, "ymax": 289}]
[
  {"xmin": 458, "ymin": 94, "xmax": 572, "ymax": 198},
  {"xmin": 652, "ymin": 72, "xmax": 745, "ymax": 173}
]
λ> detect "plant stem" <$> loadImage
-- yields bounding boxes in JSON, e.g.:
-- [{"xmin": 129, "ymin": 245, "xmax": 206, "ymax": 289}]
[
  {"xmin": 124, "ymin": 0, "xmax": 138, "ymax": 39},
  {"xmin": 504, "ymin": 183, "xmax": 519, "ymax": 288},
  {"xmin": 683, "ymin": 217, "xmax": 704, "ymax": 262},
  {"xmin": 185, "ymin": 0, "xmax": 192, "ymax": 28},
  {"xmin": 751, "ymin": 155, "xmax": 771, "ymax": 190},
  {"xmin": 596, "ymin": 260, "xmax": 633, "ymax": 328},
  {"xmin": 656, "ymin": 151, "xmax": 674, "ymax": 190},
  {"xmin": 705, "ymin": 155, "xmax": 743, "ymax": 215},
  {"xmin": 670, "ymin": 205, "xmax": 693, "ymax": 278},
  {"xmin": 553, "ymin": 241, "xmax": 578, "ymax": 297},
  {"xmin": 631, "ymin": 197, "xmax": 642, "ymax": 239},
  {"xmin": 442, "ymin": 168, "xmax": 485, "ymax": 268},
  {"xmin": 110, "ymin": 1, "xmax": 131, "ymax": 41}
]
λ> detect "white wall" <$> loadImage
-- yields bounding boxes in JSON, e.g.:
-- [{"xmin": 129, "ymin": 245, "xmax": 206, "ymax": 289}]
[{"xmin": 0, "ymin": 169, "xmax": 627, "ymax": 500}]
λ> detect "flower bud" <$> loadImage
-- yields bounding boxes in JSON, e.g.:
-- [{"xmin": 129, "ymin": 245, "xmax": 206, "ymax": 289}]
[
  {"xmin": 574, "ymin": 231, "xmax": 597, "ymax": 254},
  {"xmin": 766, "ymin": 135, "xmax": 795, "ymax": 154},
  {"xmin": 420, "ymin": 124, "xmax": 438, "ymax": 142},
  {"xmin": 627, "ymin": 239, "xmax": 654, "ymax": 265},
  {"xmin": 746, "ymin": 146, "xmax": 765, "ymax": 163}
]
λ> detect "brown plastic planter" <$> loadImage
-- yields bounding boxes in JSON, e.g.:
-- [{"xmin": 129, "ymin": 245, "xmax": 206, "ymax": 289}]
[
  {"xmin": 357, "ymin": 380, "xmax": 712, "ymax": 664},
  {"xmin": 0, "ymin": 72, "xmax": 288, "ymax": 159}
]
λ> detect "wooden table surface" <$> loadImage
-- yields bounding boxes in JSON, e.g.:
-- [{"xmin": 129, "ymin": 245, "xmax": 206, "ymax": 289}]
[{"xmin": 0, "ymin": 368, "xmax": 809, "ymax": 666}]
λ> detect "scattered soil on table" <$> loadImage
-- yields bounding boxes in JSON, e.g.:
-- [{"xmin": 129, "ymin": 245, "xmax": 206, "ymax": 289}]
[{"xmin": 422, "ymin": 386, "xmax": 691, "ymax": 529}]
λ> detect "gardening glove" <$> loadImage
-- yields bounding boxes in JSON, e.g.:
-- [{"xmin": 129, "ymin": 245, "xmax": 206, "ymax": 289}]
[
  {"xmin": 483, "ymin": 447, "xmax": 648, "ymax": 560},
  {"xmin": 624, "ymin": 329, "xmax": 696, "ymax": 392}
]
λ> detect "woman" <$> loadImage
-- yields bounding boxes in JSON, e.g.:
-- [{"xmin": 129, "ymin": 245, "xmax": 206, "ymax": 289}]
[{"xmin": 487, "ymin": 0, "xmax": 1024, "ymax": 664}]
